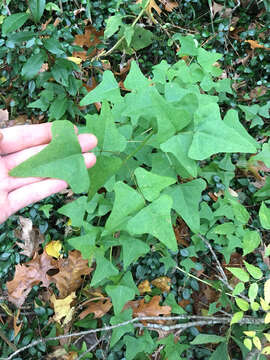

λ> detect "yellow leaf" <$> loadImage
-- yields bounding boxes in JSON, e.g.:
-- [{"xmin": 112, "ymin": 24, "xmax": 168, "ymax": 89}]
[
  {"xmin": 265, "ymin": 312, "xmax": 270, "ymax": 324},
  {"xmin": 67, "ymin": 56, "xmax": 83, "ymax": 65},
  {"xmin": 243, "ymin": 331, "xmax": 256, "ymax": 337},
  {"xmin": 264, "ymin": 333, "xmax": 270, "ymax": 342},
  {"xmin": 243, "ymin": 338, "xmax": 252, "ymax": 351},
  {"xmin": 50, "ymin": 292, "xmax": 76, "ymax": 324},
  {"xmin": 264, "ymin": 279, "xmax": 270, "ymax": 304},
  {"xmin": 261, "ymin": 346, "xmax": 270, "ymax": 355},
  {"xmin": 253, "ymin": 336, "xmax": 261, "ymax": 350},
  {"xmin": 45, "ymin": 240, "xmax": 62, "ymax": 258},
  {"xmin": 260, "ymin": 297, "xmax": 270, "ymax": 311}
]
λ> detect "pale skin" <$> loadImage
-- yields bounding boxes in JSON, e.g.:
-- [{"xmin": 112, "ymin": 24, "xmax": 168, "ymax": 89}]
[{"xmin": 0, "ymin": 123, "xmax": 97, "ymax": 224}]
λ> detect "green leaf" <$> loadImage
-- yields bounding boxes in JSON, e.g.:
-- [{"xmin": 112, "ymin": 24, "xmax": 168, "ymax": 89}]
[
  {"xmin": 243, "ymin": 260, "xmax": 263, "ymax": 280},
  {"xmin": 174, "ymin": 34, "xmax": 198, "ymax": 56},
  {"xmin": 254, "ymin": 177, "xmax": 270, "ymax": 200},
  {"xmin": 242, "ymin": 230, "xmax": 261, "ymax": 256},
  {"xmin": 135, "ymin": 167, "xmax": 176, "ymax": 202},
  {"xmin": 67, "ymin": 226, "xmax": 99, "ymax": 260},
  {"xmin": 197, "ymin": 48, "xmax": 222, "ymax": 74},
  {"xmin": 88, "ymin": 155, "xmax": 122, "ymax": 201},
  {"xmin": 230, "ymin": 311, "xmax": 243, "ymax": 325},
  {"xmin": 124, "ymin": 331, "xmax": 156, "ymax": 360},
  {"xmin": 110, "ymin": 309, "xmax": 134, "ymax": 347},
  {"xmin": 189, "ymin": 104, "xmax": 257, "ymax": 160},
  {"xmin": 126, "ymin": 195, "xmax": 177, "ymax": 251},
  {"xmin": 226, "ymin": 267, "xmax": 249, "ymax": 283},
  {"xmin": 21, "ymin": 51, "xmax": 46, "ymax": 80},
  {"xmin": 190, "ymin": 334, "xmax": 225, "ymax": 345},
  {"xmin": 2, "ymin": 13, "xmax": 29, "ymax": 36},
  {"xmin": 91, "ymin": 250, "xmax": 119, "ymax": 287},
  {"xmin": 58, "ymin": 196, "xmax": 87, "ymax": 227},
  {"xmin": 158, "ymin": 334, "xmax": 189, "ymax": 360},
  {"xmin": 165, "ymin": 179, "xmax": 206, "ymax": 233},
  {"xmin": 124, "ymin": 26, "xmax": 134, "ymax": 47},
  {"xmin": 232, "ymin": 282, "xmax": 245, "ymax": 296},
  {"xmin": 209, "ymin": 342, "xmax": 229, "ymax": 360},
  {"xmin": 214, "ymin": 222, "xmax": 235, "ymax": 235},
  {"xmin": 104, "ymin": 14, "xmax": 123, "ymax": 39},
  {"xmin": 259, "ymin": 202, "xmax": 270, "ymax": 229},
  {"xmin": 119, "ymin": 234, "xmax": 150, "ymax": 271},
  {"xmin": 105, "ymin": 182, "xmax": 145, "ymax": 232},
  {"xmin": 160, "ymin": 133, "xmax": 197, "ymax": 178},
  {"xmin": 86, "ymin": 101, "xmax": 126, "ymax": 153},
  {"xmin": 229, "ymin": 199, "xmax": 250, "ymax": 224},
  {"xmin": 45, "ymin": 2, "xmax": 61, "ymax": 11},
  {"xmin": 164, "ymin": 293, "xmax": 186, "ymax": 314},
  {"xmin": 129, "ymin": 26, "xmax": 153, "ymax": 51},
  {"xmin": 106, "ymin": 285, "xmax": 135, "ymax": 314},
  {"xmin": 10, "ymin": 121, "xmax": 90, "ymax": 194},
  {"xmin": 248, "ymin": 283, "xmax": 259, "ymax": 302},
  {"xmin": 48, "ymin": 95, "xmax": 68, "ymax": 120},
  {"xmin": 29, "ymin": 0, "xmax": 45, "ymax": 22},
  {"xmin": 80, "ymin": 71, "xmax": 121, "ymax": 105},
  {"xmin": 235, "ymin": 297, "xmax": 249, "ymax": 312},
  {"xmin": 124, "ymin": 61, "xmax": 150, "ymax": 91},
  {"xmin": 43, "ymin": 38, "xmax": 64, "ymax": 55}
]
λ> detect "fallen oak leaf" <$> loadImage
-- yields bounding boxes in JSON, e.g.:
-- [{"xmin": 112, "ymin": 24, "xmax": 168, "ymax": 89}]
[
  {"xmin": 7, "ymin": 252, "xmax": 57, "ymax": 307},
  {"xmin": 50, "ymin": 250, "xmax": 92, "ymax": 298},
  {"xmin": 79, "ymin": 298, "xmax": 112, "ymax": 319}
]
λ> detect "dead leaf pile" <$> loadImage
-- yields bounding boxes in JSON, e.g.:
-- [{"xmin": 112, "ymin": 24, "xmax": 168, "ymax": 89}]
[{"xmin": 73, "ymin": 25, "xmax": 104, "ymax": 61}]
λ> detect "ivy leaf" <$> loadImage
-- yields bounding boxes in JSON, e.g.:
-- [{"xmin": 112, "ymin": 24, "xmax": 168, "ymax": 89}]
[
  {"xmin": 189, "ymin": 104, "xmax": 257, "ymax": 160},
  {"xmin": 110, "ymin": 309, "xmax": 134, "ymax": 347},
  {"xmin": 104, "ymin": 14, "xmax": 123, "ymax": 39},
  {"xmin": 160, "ymin": 133, "xmax": 197, "ymax": 178},
  {"xmin": 134, "ymin": 167, "xmax": 176, "ymax": 201},
  {"xmin": 67, "ymin": 225, "xmax": 100, "ymax": 260},
  {"xmin": 124, "ymin": 331, "xmax": 156, "ymax": 360},
  {"xmin": 119, "ymin": 234, "xmax": 150, "ymax": 270},
  {"xmin": 126, "ymin": 195, "xmax": 177, "ymax": 251},
  {"xmin": 158, "ymin": 334, "xmax": 189, "ymax": 360},
  {"xmin": 106, "ymin": 285, "xmax": 135, "ymax": 314},
  {"xmin": 2, "ymin": 13, "xmax": 29, "ymax": 36},
  {"xmin": 174, "ymin": 34, "xmax": 198, "ymax": 56},
  {"xmin": 80, "ymin": 71, "xmax": 121, "ymax": 105},
  {"xmin": 10, "ymin": 120, "xmax": 90, "ymax": 194},
  {"xmin": 259, "ymin": 202, "xmax": 270, "ymax": 229},
  {"xmin": 105, "ymin": 182, "xmax": 145, "ymax": 232},
  {"xmin": 58, "ymin": 196, "xmax": 88, "ymax": 227},
  {"xmin": 197, "ymin": 48, "xmax": 222, "ymax": 74},
  {"xmin": 88, "ymin": 155, "xmax": 122, "ymax": 201},
  {"xmin": 86, "ymin": 101, "xmax": 126, "ymax": 153},
  {"xmin": 129, "ymin": 26, "xmax": 153, "ymax": 51},
  {"xmin": 164, "ymin": 293, "xmax": 186, "ymax": 314},
  {"xmin": 91, "ymin": 250, "xmax": 119, "ymax": 287},
  {"xmin": 165, "ymin": 179, "xmax": 206, "ymax": 233},
  {"xmin": 228, "ymin": 198, "xmax": 250, "ymax": 225},
  {"xmin": 124, "ymin": 61, "xmax": 150, "ymax": 91}
]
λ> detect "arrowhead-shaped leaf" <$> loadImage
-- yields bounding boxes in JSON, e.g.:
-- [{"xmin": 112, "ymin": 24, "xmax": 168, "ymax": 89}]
[
  {"xmin": 119, "ymin": 234, "xmax": 150, "ymax": 270},
  {"xmin": 165, "ymin": 179, "xmax": 206, "ymax": 233},
  {"xmin": 126, "ymin": 195, "xmax": 177, "ymax": 251},
  {"xmin": 10, "ymin": 120, "xmax": 90, "ymax": 193},
  {"xmin": 106, "ymin": 285, "xmax": 135, "ymax": 314},
  {"xmin": 134, "ymin": 167, "xmax": 176, "ymax": 201},
  {"xmin": 91, "ymin": 250, "xmax": 119, "ymax": 287}
]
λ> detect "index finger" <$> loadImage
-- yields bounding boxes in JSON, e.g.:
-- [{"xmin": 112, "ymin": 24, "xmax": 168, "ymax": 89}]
[{"xmin": 0, "ymin": 123, "xmax": 53, "ymax": 155}]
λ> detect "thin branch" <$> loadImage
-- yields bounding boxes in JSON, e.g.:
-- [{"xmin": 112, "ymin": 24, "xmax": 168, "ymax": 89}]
[
  {"xmin": 5, "ymin": 315, "xmax": 265, "ymax": 360},
  {"xmin": 77, "ymin": 335, "xmax": 105, "ymax": 360}
]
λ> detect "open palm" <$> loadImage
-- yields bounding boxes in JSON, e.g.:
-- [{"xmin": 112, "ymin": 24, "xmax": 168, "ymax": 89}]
[{"xmin": 0, "ymin": 123, "xmax": 97, "ymax": 224}]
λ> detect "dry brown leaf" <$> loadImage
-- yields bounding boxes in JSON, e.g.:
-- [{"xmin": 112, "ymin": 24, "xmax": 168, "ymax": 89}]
[
  {"xmin": 7, "ymin": 252, "xmax": 57, "ymax": 307},
  {"xmin": 249, "ymin": 86, "xmax": 268, "ymax": 99},
  {"xmin": 138, "ymin": 280, "xmax": 151, "ymax": 294},
  {"xmin": 151, "ymin": 277, "xmax": 171, "ymax": 293},
  {"xmin": 211, "ymin": 1, "xmax": 224, "ymax": 18},
  {"xmin": 174, "ymin": 217, "xmax": 190, "ymax": 247},
  {"xmin": 79, "ymin": 298, "xmax": 112, "ymax": 319},
  {"xmin": 125, "ymin": 295, "xmax": 171, "ymax": 320},
  {"xmin": 245, "ymin": 39, "xmax": 270, "ymax": 50},
  {"xmin": 158, "ymin": 0, "xmax": 178, "ymax": 12},
  {"xmin": 14, "ymin": 216, "xmax": 43, "ymax": 258},
  {"xmin": 51, "ymin": 250, "xmax": 92, "ymax": 298},
  {"xmin": 136, "ymin": 0, "xmax": 161, "ymax": 21},
  {"xmin": 73, "ymin": 25, "xmax": 104, "ymax": 60}
]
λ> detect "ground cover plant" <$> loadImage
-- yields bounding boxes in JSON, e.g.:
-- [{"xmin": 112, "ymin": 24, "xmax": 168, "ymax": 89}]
[{"xmin": 1, "ymin": 0, "xmax": 270, "ymax": 359}]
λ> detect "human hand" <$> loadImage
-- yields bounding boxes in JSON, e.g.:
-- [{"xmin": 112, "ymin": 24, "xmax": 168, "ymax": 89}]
[{"xmin": 0, "ymin": 123, "xmax": 97, "ymax": 224}]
